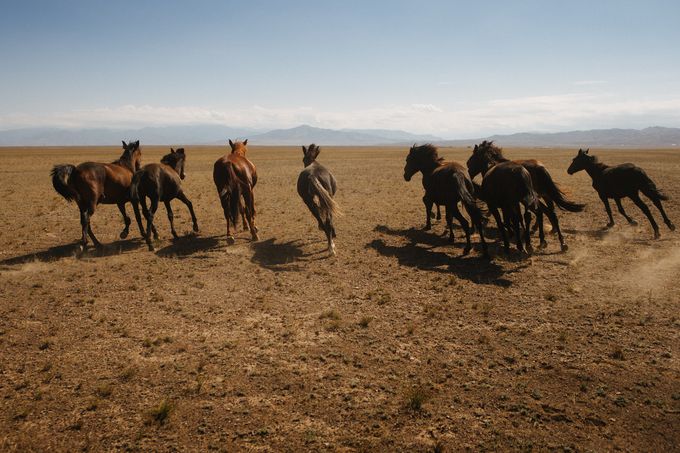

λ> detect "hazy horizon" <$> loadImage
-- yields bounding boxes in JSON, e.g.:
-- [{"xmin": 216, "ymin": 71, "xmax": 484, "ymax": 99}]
[{"xmin": 2, "ymin": 1, "xmax": 679, "ymax": 137}]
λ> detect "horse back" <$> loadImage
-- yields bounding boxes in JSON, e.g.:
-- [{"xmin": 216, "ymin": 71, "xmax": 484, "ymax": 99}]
[
  {"xmin": 70, "ymin": 161, "xmax": 132, "ymax": 205},
  {"xmin": 298, "ymin": 162, "xmax": 336, "ymax": 197}
]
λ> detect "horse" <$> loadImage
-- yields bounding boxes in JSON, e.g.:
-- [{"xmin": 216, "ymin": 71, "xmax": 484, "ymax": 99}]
[
  {"xmin": 467, "ymin": 141, "xmax": 583, "ymax": 251},
  {"xmin": 297, "ymin": 144, "xmax": 340, "ymax": 255},
  {"xmin": 466, "ymin": 146, "xmax": 540, "ymax": 254},
  {"xmin": 213, "ymin": 139, "xmax": 259, "ymax": 244},
  {"xmin": 130, "ymin": 148, "xmax": 199, "ymax": 251},
  {"xmin": 404, "ymin": 144, "xmax": 488, "ymax": 257},
  {"xmin": 51, "ymin": 140, "xmax": 142, "ymax": 251},
  {"xmin": 567, "ymin": 148, "xmax": 675, "ymax": 238}
]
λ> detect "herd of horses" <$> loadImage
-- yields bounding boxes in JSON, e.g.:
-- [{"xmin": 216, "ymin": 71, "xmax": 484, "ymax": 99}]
[{"xmin": 50, "ymin": 139, "xmax": 674, "ymax": 259}]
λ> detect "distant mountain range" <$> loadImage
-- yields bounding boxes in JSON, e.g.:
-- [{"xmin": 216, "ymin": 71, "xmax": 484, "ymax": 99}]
[{"xmin": 0, "ymin": 124, "xmax": 678, "ymax": 147}]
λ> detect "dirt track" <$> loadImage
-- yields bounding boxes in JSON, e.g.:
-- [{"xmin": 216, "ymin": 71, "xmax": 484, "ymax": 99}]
[{"xmin": 0, "ymin": 145, "xmax": 679, "ymax": 452}]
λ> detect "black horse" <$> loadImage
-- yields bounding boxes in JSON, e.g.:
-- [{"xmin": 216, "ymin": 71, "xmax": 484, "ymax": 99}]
[
  {"xmin": 297, "ymin": 144, "xmax": 340, "ymax": 255},
  {"xmin": 567, "ymin": 148, "xmax": 674, "ymax": 238},
  {"xmin": 404, "ymin": 144, "xmax": 488, "ymax": 257},
  {"xmin": 130, "ymin": 148, "xmax": 199, "ymax": 251},
  {"xmin": 468, "ymin": 141, "xmax": 583, "ymax": 251}
]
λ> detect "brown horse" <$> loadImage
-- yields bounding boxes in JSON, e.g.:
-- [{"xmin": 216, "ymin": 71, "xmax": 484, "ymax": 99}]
[
  {"xmin": 467, "ymin": 146, "xmax": 540, "ymax": 254},
  {"xmin": 130, "ymin": 148, "xmax": 199, "ymax": 251},
  {"xmin": 213, "ymin": 139, "xmax": 259, "ymax": 244},
  {"xmin": 567, "ymin": 148, "xmax": 675, "ymax": 238},
  {"xmin": 467, "ymin": 141, "xmax": 583, "ymax": 251},
  {"xmin": 404, "ymin": 144, "xmax": 488, "ymax": 257},
  {"xmin": 51, "ymin": 140, "xmax": 142, "ymax": 251}
]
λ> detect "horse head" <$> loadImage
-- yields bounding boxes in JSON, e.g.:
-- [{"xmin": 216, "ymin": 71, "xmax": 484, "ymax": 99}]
[
  {"xmin": 302, "ymin": 144, "xmax": 321, "ymax": 166},
  {"xmin": 567, "ymin": 148, "xmax": 592, "ymax": 175}
]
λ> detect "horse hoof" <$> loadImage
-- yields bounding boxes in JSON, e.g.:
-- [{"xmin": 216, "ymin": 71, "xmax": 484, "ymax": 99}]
[
  {"xmin": 654, "ymin": 231, "xmax": 661, "ymax": 240},
  {"xmin": 193, "ymin": 224, "xmax": 200, "ymax": 232},
  {"xmin": 629, "ymin": 220, "xmax": 638, "ymax": 226},
  {"xmin": 423, "ymin": 225, "xmax": 431, "ymax": 231},
  {"xmin": 539, "ymin": 241, "xmax": 548, "ymax": 249},
  {"xmin": 226, "ymin": 236, "xmax": 235, "ymax": 245},
  {"xmin": 605, "ymin": 223, "xmax": 615, "ymax": 229},
  {"xmin": 669, "ymin": 223, "xmax": 676, "ymax": 231},
  {"xmin": 148, "ymin": 245, "xmax": 155, "ymax": 252},
  {"xmin": 561, "ymin": 244, "xmax": 569, "ymax": 252},
  {"xmin": 120, "ymin": 230, "xmax": 129, "ymax": 239},
  {"xmin": 252, "ymin": 233, "xmax": 260, "ymax": 242},
  {"xmin": 463, "ymin": 247, "xmax": 471, "ymax": 255}
]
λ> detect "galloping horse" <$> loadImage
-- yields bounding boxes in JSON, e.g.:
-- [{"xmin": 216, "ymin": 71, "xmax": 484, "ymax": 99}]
[
  {"xmin": 467, "ymin": 141, "xmax": 583, "ymax": 251},
  {"xmin": 297, "ymin": 144, "xmax": 340, "ymax": 255},
  {"xmin": 467, "ymin": 145, "xmax": 540, "ymax": 254},
  {"xmin": 51, "ymin": 140, "xmax": 142, "ymax": 251},
  {"xmin": 404, "ymin": 144, "xmax": 488, "ymax": 257},
  {"xmin": 567, "ymin": 148, "xmax": 674, "ymax": 238},
  {"xmin": 213, "ymin": 139, "xmax": 259, "ymax": 244},
  {"xmin": 130, "ymin": 148, "xmax": 199, "ymax": 251}
]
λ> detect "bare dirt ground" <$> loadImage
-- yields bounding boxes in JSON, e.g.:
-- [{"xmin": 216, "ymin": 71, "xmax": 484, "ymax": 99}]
[{"xmin": 0, "ymin": 145, "xmax": 678, "ymax": 452}]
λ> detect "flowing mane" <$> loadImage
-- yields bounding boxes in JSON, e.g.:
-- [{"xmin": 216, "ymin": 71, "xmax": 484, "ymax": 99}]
[
  {"xmin": 412, "ymin": 143, "xmax": 440, "ymax": 161},
  {"xmin": 475, "ymin": 140, "xmax": 506, "ymax": 163}
]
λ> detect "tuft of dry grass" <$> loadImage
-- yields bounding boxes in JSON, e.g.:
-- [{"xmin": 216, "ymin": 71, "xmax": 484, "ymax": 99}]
[{"xmin": 146, "ymin": 399, "xmax": 173, "ymax": 426}]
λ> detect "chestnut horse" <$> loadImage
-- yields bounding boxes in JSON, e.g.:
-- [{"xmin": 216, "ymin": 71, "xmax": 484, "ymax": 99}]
[
  {"xmin": 404, "ymin": 144, "xmax": 488, "ymax": 257},
  {"xmin": 130, "ymin": 148, "xmax": 199, "ymax": 251},
  {"xmin": 467, "ymin": 141, "xmax": 583, "ymax": 251},
  {"xmin": 51, "ymin": 140, "xmax": 142, "ymax": 251},
  {"xmin": 567, "ymin": 148, "xmax": 674, "ymax": 238},
  {"xmin": 213, "ymin": 139, "xmax": 259, "ymax": 244}
]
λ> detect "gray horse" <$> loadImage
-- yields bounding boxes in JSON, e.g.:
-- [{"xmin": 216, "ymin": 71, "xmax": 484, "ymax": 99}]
[{"xmin": 297, "ymin": 144, "xmax": 340, "ymax": 255}]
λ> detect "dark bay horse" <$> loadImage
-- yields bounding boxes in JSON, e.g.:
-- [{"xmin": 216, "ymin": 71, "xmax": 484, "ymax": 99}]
[
  {"xmin": 467, "ymin": 146, "xmax": 540, "ymax": 254},
  {"xmin": 467, "ymin": 141, "xmax": 583, "ymax": 251},
  {"xmin": 567, "ymin": 148, "xmax": 675, "ymax": 238},
  {"xmin": 130, "ymin": 148, "xmax": 199, "ymax": 251},
  {"xmin": 297, "ymin": 144, "xmax": 340, "ymax": 255},
  {"xmin": 404, "ymin": 144, "xmax": 488, "ymax": 257},
  {"xmin": 51, "ymin": 140, "xmax": 142, "ymax": 251},
  {"xmin": 213, "ymin": 139, "xmax": 259, "ymax": 244}
]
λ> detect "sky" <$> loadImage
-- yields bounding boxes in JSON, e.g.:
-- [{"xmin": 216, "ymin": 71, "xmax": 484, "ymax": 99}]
[{"xmin": 1, "ymin": 0, "xmax": 679, "ymax": 137}]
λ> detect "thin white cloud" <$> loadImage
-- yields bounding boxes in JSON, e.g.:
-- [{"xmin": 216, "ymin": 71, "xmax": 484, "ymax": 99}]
[{"xmin": 1, "ymin": 93, "xmax": 679, "ymax": 137}]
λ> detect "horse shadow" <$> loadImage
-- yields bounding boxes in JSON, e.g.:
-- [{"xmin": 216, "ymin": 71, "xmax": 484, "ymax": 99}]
[
  {"xmin": 250, "ymin": 238, "xmax": 306, "ymax": 271},
  {"xmin": 155, "ymin": 234, "xmax": 221, "ymax": 258},
  {"xmin": 0, "ymin": 238, "xmax": 142, "ymax": 266},
  {"xmin": 369, "ymin": 224, "xmax": 515, "ymax": 286}
]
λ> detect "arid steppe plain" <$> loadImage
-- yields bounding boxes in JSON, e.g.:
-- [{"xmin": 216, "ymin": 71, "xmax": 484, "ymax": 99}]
[{"xmin": 0, "ymin": 145, "xmax": 678, "ymax": 451}]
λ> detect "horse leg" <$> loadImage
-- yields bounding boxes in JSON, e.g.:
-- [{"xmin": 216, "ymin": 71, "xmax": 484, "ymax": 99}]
[
  {"xmin": 177, "ymin": 192, "xmax": 199, "ymax": 233},
  {"xmin": 523, "ymin": 206, "xmax": 533, "ymax": 253},
  {"xmin": 436, "ymin": 204, "xmax": 442, "ymax": 221},
  {"xmin": 325, "ymin": 217, "xmax": 336, "ymax": 256},
  {"xmin": 444, "ymin": 205, "xmax": 455, "ymax": 243},
  {"xmin": 629, "ymin": 193, "xmax": 660, "ymax": 239},
  {"xmin": 144, "ymin": 196, "xmax": 159, "ymax": 251},
  {"xmin": 535, "ymin": 203, "xmax": 547, "ymax": 249},
  {"xmin": 78, "ymin": 206, "xmax": 89, "ymax": 251},
  {"xmin": 131, "ymin": 199, "xmax": 145, "ymax": 237},
  {"xmin": 649, "ymin": 197, "xmax": 675, "ymax": 231},
  {"xmin": 243, "ymin": 187, "xmax": 259, "ymax": 241},
  {"xmin": 451, "ymin": 205, "xmax": 472, "ymax": 255},
  {"xmin": 507, "ymin": 206, "xmax": 523, "ymax": 252},
  {"xmin": 600, "ymin": 195, "xmax": 615, "ymax": 228},
  {"xmin": 543, "ymin": 200, "xmax": 566, "ymax": 251},
  {"xmin": 220, "ymin": 195, "xmax": 234, "ymax": 244},
  {"xmin": 164, "ymin": 200, "xmax": 179, "ymax": 239},
  {"xmin": 615, "ymin": 198, "xmax": 637, "ymax": 225},
  {"xmin": 423, "ymin": 196, "xmax": 433, "ymax": 230},
  {"xmin": 117, "ymin": 202, "xmax": 131, "ymax": 239},
  {"xmin": 491, "ymin": 208, "xmax": 509, "ymax": 253},
  {"xmin": 468, "ymin": 208, "xmax": 489, "ymax": 258}
]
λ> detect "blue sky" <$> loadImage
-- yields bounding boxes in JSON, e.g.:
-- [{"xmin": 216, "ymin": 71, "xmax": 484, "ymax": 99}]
[{"xmin": 1, "ymin": 0, "xmax": 679, "ymax": 137}]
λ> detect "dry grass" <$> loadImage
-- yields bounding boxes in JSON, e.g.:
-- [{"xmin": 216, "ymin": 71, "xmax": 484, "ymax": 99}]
[{"xmin": 0, "ymin": 145, "xmax": 678, "ymax": 451}]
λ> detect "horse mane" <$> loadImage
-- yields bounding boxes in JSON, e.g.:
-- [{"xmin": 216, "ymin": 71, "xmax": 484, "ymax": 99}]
[
  {"xmin": 413, "ymin": 143, "xmax": 440, "ymax": 161},
  {"xmin": 476, "ymin": 140, "xmax": 505, "ymax": 162}
]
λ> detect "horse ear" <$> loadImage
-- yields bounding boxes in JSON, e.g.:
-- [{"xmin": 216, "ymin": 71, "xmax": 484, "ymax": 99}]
[
  {"xmin": 243, "ymin": 139, "xmax": 248, "ymax": 146},
  {"xmin": 122, "ymin": 140, "xmax": 127, "ymax": 148},
  {"xmin": 177, "ymin": 148, "xmax": 184, "ymax": 154},
  {"xmin": 170, "ymin": 148, "xmax": 175, "ymax": 153},
  {"xmin": 229, "ymin": 139, "xmax": 234, "ymax": 149},
  {"xmin": 302, "ymin": 145, "xmax": 307, "ymax": 154},
  {"xmin": 134, "ymin": 140, "xmax": 139, "ymax": 148},
  {"xmin": 585, "ymin": 148, "xmax": 590, "ymax": 154}
]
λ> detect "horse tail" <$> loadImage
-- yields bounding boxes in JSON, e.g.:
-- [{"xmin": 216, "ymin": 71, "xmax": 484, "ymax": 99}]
[
  {"xmin": 456, "ymin": 173, "xmax": 485, "ymax": 220},
  {"xmin": 310, "ymin": 177, "xmax": 340, "ymax": 222},
  {"xmin": 129, "ymin": 170, "xmax": 142, "ymax": 202},
  {"xmin": 217, "ymin": 162, "xmax": 242, "ymax": 226},
  {"xmin": 520, "ymin": 168, "xmax": 539, "ymax": 210},
  {"xmin": 639, "ymin": 171, "xmax": 668, "ymax": 201},
  {"xmin": 533, "ymin": 165, "xmax": 584, "ymax": 212},
  {"xmin": 50, "ymin": 164, "xmax": 78, "ymax": 202}
]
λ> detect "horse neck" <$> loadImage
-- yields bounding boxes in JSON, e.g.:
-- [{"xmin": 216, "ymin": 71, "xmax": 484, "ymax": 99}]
[
  {"xmin": 585, "ymin": 160, "xmax": 607, "ymax": 179},
  {"xmin": 419, "ymin": 159, "xmax": 440, "ymax": 177},
  {"xmin": 113, "ymin": 156, "xmax": 134, "ymax": 172}
]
